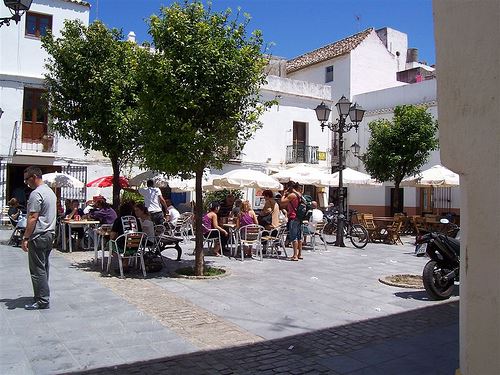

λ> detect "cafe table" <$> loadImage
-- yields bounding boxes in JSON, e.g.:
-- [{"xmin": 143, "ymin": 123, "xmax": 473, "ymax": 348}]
[
  {"xmin": 222, "ymin": 223, "xmax": 238, "ymax": 257},
  {"xmin": 61, "ymin": 219, "xmax": 100, "ymax": 253}
]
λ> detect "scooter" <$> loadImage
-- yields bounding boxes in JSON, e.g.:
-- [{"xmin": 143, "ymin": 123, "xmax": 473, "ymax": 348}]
[{"xmin": 417, "ymin": 219, "xmax": 460, "ymax": 300}]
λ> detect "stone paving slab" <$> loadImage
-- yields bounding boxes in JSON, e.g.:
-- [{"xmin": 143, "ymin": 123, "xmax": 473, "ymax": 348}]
[{"xmin": 0, "ymin": 229, "xmax": 459, "ymax": 374}]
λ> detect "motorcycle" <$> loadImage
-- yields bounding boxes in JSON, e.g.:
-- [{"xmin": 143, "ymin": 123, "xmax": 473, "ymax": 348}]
[{"xmin": 417, "ymin": 218, "xmax": 460, "ymax": 300}]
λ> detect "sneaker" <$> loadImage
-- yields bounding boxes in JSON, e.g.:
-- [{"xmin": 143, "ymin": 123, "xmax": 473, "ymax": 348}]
[{"xmin": 25, "ymin": 302, "xmax": 50, "ymax": 310}]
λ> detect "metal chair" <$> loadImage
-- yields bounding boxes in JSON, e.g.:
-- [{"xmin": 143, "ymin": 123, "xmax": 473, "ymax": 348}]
[
  {"xmin": 238, "ymin": 224, "xmax": 264, "ymax": 261},
  {"xmin": 202, "ymin": 224, "xmax": 222, "ymax": 254},
  {"xmin": 95, "ymin": 224, "xmax": 112, "ymax": 270},
  {"xmin": 261, "ymin": 225, "xmax": 288, "ymax": 259},
  {"xmin": 107, "ymin": 231, "xmax": 147, "ymax": 278},
  {"xmin": 310, "ymin": 220, "xmax": 328, "ymax": 251}
]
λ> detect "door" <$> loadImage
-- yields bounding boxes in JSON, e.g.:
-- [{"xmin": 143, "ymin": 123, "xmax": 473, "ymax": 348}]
[
  {"xmin": 420, "ymin": 187, "xmax": 434, "ymax": 215},
  {"xmin": 390, "ymin": 187, "xmax": 404, "ymax": 215},
  {"xmin": 292, "ymin": 121, "xmax": 307, "ymax": 162},
  {"xmin": 22, "ymin": 88, "xmax": 48, "ymax": 142}
]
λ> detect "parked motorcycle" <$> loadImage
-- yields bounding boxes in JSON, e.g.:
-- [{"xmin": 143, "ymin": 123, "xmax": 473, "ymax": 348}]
[{"xmin": 417, "ymin": 219, "xmax": 460, "ymax": 300}]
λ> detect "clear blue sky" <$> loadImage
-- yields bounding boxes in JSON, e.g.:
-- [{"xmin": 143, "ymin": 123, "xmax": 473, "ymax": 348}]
[{"xmin": 87, "ymin": 0, "xmax": 435, "ymax": 65}]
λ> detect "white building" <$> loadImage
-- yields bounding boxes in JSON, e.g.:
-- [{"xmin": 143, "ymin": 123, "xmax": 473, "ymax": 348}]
[{"xmin": 1, "ymin": 1, "xmax": 456, "ymax": 218}]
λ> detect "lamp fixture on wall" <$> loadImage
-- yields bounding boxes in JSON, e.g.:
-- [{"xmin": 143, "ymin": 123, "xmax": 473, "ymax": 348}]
[{"xmin": 0, "ymin": 0, "xmax": 33, "ymax": 28}]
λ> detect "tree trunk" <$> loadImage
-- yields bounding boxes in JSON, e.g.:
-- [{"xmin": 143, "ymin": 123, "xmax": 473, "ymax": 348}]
[
  {"xmin": 111, "ymin": 157, "xmax": 121, "ymax": 211},
  {"xmin": 194, "ymin": 166, "xmax": 205, "ymax": 276},
  {"xmin": 393, "ymin": 181, "xmax": 401, "ymax": 214}
]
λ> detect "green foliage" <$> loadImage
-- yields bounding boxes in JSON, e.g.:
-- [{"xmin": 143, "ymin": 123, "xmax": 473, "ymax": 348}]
[
  {"xmin": 363, "ymin": 105, "xmax": 439, "ymax": 187},
  {"xmin": 42, "ymin": 20, "xmax": 145, "ymax": 207},
  {"xmin": 121, "ymin": 190, "xmax": 144, "ymax": 204},
  {"xmin": 138, "ymin": 1, "xmax": 272, "ymax": 175},
  {"xmin": 203, "ymin": 189, "xmax": 243, "ymax": 211}
]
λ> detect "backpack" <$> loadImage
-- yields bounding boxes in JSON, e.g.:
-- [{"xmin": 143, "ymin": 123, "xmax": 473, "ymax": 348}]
[{"xmin": 296, "ymin": 194, "xmax": 313, "ymax": 221}]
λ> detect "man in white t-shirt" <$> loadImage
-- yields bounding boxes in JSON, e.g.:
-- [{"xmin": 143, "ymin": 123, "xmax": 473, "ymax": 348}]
[
  {"xmin": 165, "ymin": 198, "xmax": 181, "ymax": 226},
  {"xmin": 138, "ymin": 180, "xmax": 167, "ymax": 225}
]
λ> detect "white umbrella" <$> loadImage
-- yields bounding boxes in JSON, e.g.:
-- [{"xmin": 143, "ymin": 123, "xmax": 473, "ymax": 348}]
[
  {"xmin": 271, "ymin": 165, "xmax": 331, "ymax": 187},
  {"xmin": 401, "ymin": 165, "xmax": 460, "ymax": 187},
  {"xmin": 129, "ymin": 171, "xmax": 158, "ymax": 186},
  {"xmin": 327, "ymin": 167, "xmax": 381, "ymax": 187},
  {"xmin": 173, "ymin": 176, "xmax": 224, "ymax": 192},
  {"xmin": 213, "ymin": 169, "xmax": 283, "ymax": 190},
  {"xmin": 42, "ymin": 172, "xmax": 84, "ymax": 188}
]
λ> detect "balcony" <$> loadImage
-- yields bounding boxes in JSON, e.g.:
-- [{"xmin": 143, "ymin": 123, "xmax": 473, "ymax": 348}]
[
  {"xmin": 11, "ymin": 121, "xmax": 59, "ymax": 156},
  {"xmin": 285, "ymin": 145, "xmax": 319, "ymax": 164}
]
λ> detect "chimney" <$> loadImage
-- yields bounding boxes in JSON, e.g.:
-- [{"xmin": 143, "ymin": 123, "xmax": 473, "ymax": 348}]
[
  {"xmin": 406, "ymin": 48, "xmax": 418, "ymax": 63},
  {"xmin": 127, "ymin": 31, "xmax": 136, "ymax": 43}
]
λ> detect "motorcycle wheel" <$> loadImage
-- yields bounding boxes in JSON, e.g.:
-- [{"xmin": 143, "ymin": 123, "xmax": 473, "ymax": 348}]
[
  {"xmin": 422, "ymin": 260, "xmax": 455, "ymax": 300},
  {"xmin": 322, "ymin": 222, "xmax": 337, "ymax": 245},
  {"xmin": 349, "ymin": 224, "xmax": 369, "ymax": 249}
]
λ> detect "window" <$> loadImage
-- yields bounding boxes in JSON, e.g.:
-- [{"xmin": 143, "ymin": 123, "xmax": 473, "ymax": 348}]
[
  {"xmin": 25, "ymin": 12, "xmax": 52, "ymax": 38},
  {"xmin": 325, "ymin": 65, "xmax": 334, "ymax": 83}
]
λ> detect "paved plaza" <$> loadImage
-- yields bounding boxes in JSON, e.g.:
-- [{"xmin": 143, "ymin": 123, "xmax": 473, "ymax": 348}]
[{"xmin": 0, "ymin": 229, "xmax": 459, "ymax": 374}]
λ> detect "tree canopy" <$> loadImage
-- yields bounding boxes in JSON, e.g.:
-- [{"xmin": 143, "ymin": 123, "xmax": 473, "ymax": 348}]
[
  {"xmin": 139, "ymin": 1, "xmax": 272, "ymax": 275},
  {"xmin": 42, "ymin": 20, "xmax": 144, "ymax": 207},
  {"xmin": 362, "ymin": 105, "xmax": 439, "ymax": 212}
]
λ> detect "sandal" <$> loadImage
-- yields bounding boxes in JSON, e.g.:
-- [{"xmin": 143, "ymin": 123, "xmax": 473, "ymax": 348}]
[
  {"xmin": 290, "ymin": 257, "xmax": 299, "ymax": 261},
  {"xmin": 298, "ymin": 256, "xmax": 303, "ymax": 260}
]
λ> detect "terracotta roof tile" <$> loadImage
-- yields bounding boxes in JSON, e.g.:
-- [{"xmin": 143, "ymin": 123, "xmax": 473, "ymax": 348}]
[{"xmin": 286, "ymin": 28, "xmax": 373, "ymax": 74}]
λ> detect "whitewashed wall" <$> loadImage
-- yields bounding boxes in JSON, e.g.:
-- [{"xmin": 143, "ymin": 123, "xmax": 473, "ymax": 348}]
[{"xmin": 349, "ymin": 32, "xmax": 405, "ymax": 97}]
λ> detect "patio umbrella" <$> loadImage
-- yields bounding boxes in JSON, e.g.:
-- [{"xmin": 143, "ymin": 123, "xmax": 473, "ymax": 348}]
[
  {"xmin": 129, "ymin": 171, "xmax": 158, "ymax": 186},
  {"xmin": 271, "ymin": 165, "xmax": 332, "ymax": 186},
  {"xmin": 42, "ymin": 172, "xmax": 84, "ymax": 188},
  {"xmin": 86, "ymin": 175, "xmax": 129, "ymax": 188},
  {"xmin": 213, "ymin": 169, "xmax": 283, "ymax": 190},
  {"xmin": 401, "ymin": 165, "xmax": 460, "ymax": 187},
  {"xmin": 171, "ymin": 176, "xmax": 224, "ymax": 192},
  {"xmin": 327, "ymin": 167, "xmax": 381, "ymax": 187}
]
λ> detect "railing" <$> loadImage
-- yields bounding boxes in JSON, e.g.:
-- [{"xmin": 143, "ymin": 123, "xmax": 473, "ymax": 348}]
[
  {"xmin": 285, "ymin": 145, "xmax": 319, "ymax": 164},
  {"xmin": 12, "ymin": 121, "xmax": 59, "ymax": 154}
]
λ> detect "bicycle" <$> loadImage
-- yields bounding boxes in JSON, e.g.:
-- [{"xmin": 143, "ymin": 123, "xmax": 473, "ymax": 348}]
[{"xmin": 322, "ymin": 209, "xmax": 369, "ymax": 248}]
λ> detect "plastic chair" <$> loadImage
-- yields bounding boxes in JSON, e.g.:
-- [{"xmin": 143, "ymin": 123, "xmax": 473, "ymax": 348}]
[
  {"xmin": 238, "ymin": 224, "xmax": 264, "ymax": 261},
  {"xmin": 107, "ymin": 231, "xmax": 147, "ymax": 278},
  {"xmin": 95, "ymin": 224, "xmax": 112, "ymax": 270}
]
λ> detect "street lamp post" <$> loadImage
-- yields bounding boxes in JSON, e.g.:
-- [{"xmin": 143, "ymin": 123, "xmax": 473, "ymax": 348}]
[
  {"xmin": 0, "ymin": 0, "xmax": 32, "ymax": 28},
  {"xmin": 314, "ymin": 96, "xmax": 365, "ymax": 247}
]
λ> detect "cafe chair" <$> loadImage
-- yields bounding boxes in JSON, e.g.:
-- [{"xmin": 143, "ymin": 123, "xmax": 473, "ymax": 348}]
[
  {"xmin": 107, "ymin": 231, "xmax": 147, "ymax": 278},
  {"xmin": 261, "ymin": 225, "xmax": 288, "ymax": 259},
  {"xmin": 202, "ymin": 224, "xmax": 222, "ymax": 254},
  {"xmin": 238, "ymin": 224, "xmax": 264, "ymax": 261},
  {"xmin": 310, "ymin": 221, "xmax": 328, "ymax": 252},
  {"xmin": 96, "ymin": 224, "xmax": 113, "ymax": 270},
  {"xmin": 361, "ymin": 213, "xmax": 380, "ymax": 242}
]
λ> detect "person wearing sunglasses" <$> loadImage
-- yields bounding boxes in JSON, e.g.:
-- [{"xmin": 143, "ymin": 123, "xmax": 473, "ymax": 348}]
[{"xmin": 21, "ymin": 166, "xmax": 57, "ymax": 310}]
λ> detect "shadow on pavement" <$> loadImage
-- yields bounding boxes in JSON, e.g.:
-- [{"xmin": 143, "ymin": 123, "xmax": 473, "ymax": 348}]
[
  {"xmin": 64, "ymin": 301, "xmax": 459, "ymax": 375},
  {"xmin": 0, "ymin": 296, "xmax": 33, "ymax": 310},
  {"xmin": 395, "ymin": 285, "xmax": 460, "ymax": 301}
]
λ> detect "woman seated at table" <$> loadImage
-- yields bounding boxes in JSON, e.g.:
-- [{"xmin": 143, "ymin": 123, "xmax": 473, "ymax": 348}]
[
  {"xmin": 258, "ymin": 190, "xmax": 280, "ymax": 231},
  {"xmin": 110, "ymin": 201, "xmax": 143, "ymax": 272},
  {"xmin": 88, "ymin": 199, "xmax": 117, "ymax": 225},
  {"xmin": 134, "ymin": 203, "xmax": 155, "ymax": 241},
  {"xmin": 236, "ymin": 200, "xmax": 259, "ymax": 257},
  {"xmin": 65, "ymin": 199, "xmax": 85, "ymax": 250},
  {"xmin": 202, "ymin": 202, "xmax": 228, "ymax": 256}
]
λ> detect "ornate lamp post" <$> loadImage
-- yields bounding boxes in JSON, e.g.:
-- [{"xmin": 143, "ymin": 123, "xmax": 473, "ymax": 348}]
[
  {"xmin": 1, "ymin": 0, "xmax": 32, "ymax": 27},
  {"xmin": 314, "ymin": 96, "xmax": 365, "ymax": 247}
]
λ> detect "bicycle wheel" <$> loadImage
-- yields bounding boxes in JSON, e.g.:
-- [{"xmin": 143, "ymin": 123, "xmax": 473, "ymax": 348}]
[
  {"xmin": 322, "ymin": 222, "xmax": 337, "ymax": 245},
  {"xmin": 349, "ymin": 224, "xmax": 369, "ymax": 249}
]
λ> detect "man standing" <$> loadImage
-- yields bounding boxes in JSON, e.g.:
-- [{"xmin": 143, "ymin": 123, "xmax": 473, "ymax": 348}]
[
  {"xmin": 22, "ymin": 166, "xmax": 57, "ymax": 310},
  {"xmin": 138, "ymin": 180, "xmax": 167, "ymax": 225},
  {"xmin": 281, "ymin": 182, "xmax": 304, "ymax": 261}
]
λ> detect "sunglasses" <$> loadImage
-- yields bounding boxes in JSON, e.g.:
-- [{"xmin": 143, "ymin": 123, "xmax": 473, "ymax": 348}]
[{"xmin": 24, "ymin": 175, "xmax": 36, "ymax": 184}]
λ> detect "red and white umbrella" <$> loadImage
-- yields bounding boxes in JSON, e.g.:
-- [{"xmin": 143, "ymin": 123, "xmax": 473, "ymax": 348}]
[{"xmin": 86, "ymin": 175, "xmax": 129, "ymax": 188}]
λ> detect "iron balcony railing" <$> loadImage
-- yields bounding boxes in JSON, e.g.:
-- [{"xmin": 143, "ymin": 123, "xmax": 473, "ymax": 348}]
[
  {"xmin": 285, "ymin": 145, "xmax": 319, "ymax": 164},
  {"xmin": 12, "ymin": 121, "xmax": 59, "ymax": 155}
]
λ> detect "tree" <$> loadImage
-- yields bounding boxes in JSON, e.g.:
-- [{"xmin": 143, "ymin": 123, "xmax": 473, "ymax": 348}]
[
  {"xmin": 362, "ymin": 105, "xmax": 438, "ymax": 213},
  {"xmin": 42, "ymin": 21, "xmax": 144, "ymax": 208},
  {"xmin": 139, "ymin": 1, "xmax": 272, "ymax": 275}
]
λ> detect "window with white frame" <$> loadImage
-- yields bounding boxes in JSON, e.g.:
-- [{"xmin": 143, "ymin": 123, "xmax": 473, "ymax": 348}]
[{"xmin": 325, "ymin": 65, "xmax": 334, "ymax": 83}]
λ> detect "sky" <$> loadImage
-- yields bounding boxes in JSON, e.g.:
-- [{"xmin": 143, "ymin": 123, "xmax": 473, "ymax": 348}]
[{"xmin": 87, "ymin": 0, "xmax": 435, "ymax": 65}]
